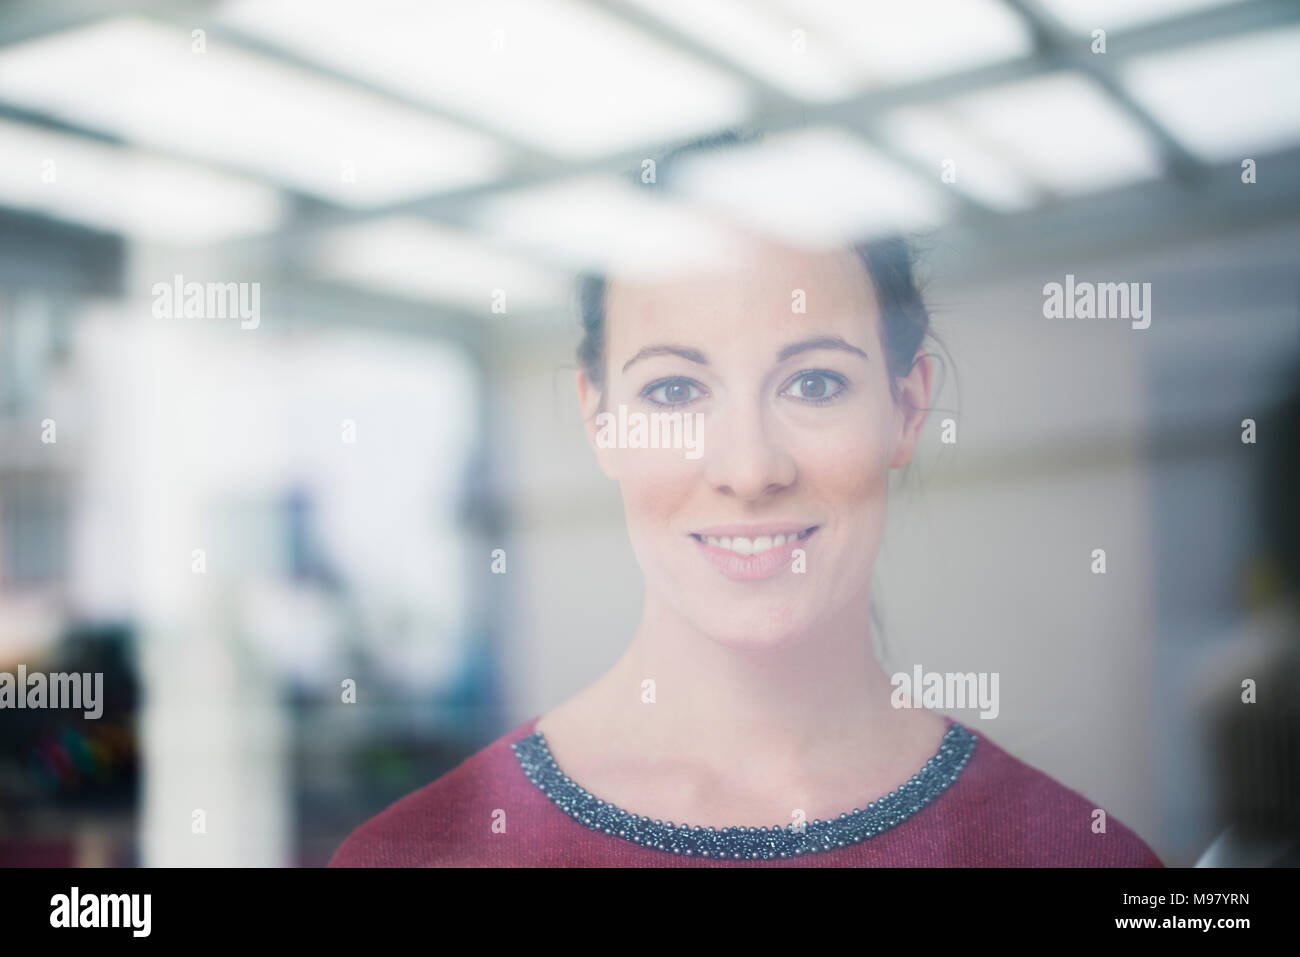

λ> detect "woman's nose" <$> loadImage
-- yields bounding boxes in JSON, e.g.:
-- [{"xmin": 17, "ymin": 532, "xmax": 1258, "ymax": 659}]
[{"xmin": 701, "ymin": 403, "xmax": 797, "ymax": 500}]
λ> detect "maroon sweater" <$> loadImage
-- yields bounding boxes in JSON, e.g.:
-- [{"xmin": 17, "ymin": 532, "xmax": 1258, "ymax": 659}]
[{"xmin": 329, "ymin": 714, "xmax": 1163, "ymax": 867}]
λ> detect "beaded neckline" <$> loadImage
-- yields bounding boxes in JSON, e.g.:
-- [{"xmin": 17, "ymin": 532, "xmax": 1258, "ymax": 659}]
[{"xmin": 511, "ymin": 721, "xmax": 978, "ymax": 860}]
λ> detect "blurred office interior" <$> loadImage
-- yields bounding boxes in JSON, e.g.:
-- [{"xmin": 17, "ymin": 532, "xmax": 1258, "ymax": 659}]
[{"xmin": 0, "ymin": 0, "xmax": 1297, "ymax": 866}]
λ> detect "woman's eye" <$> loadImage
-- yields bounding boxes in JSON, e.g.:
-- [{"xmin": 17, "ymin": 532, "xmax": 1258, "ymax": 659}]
[
  {"xmin": 783, "ymin": 371, "xmax": 846, "ymax": 403},
  {"xmin": 643, "ymin": 378, "xmax": 704, "ymax": 406}
]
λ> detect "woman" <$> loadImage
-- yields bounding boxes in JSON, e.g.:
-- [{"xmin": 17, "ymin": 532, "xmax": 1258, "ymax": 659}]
[{"xmin": 331, "ymin": 132, "xmax": 1162, "ymax": 867}]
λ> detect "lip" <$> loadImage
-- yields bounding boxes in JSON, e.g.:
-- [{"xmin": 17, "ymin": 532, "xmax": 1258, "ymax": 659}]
[{"xmin": 688, "ymin": 524, "xmax": 818, "ymax": 582}]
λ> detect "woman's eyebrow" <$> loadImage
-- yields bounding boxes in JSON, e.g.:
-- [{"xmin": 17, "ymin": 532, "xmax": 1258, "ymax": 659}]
[
  {"xmin": 622, "ymin": 344, "xmax": 709, "ymax": 373},
  {"xmin": 777, "ymin": 335, "xmax": 869, "ymax": 363}
]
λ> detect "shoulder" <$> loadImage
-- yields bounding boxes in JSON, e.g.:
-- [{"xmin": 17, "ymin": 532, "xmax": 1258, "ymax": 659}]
[
  {"xmin": 948, "ymin": 722, "xmax": 1163, "ymax": 867},
  {"xmin": 328, "ymin": 717, "xmax": 541, "ymax": 867}
]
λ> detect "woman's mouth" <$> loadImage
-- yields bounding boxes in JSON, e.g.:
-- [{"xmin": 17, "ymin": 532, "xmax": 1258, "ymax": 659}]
[{"xmin": 688, "ymin": 526, "xmax": 818, "ymax": 581}]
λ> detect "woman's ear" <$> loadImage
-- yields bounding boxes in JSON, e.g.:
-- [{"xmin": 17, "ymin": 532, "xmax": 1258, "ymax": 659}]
[
  {"xmin": 577, "ymin": 369, "xmax": 618, "ymax": 480},
  {"xmin": 889, "ymin": 349, "xmax": 935, "ymax": 469}
]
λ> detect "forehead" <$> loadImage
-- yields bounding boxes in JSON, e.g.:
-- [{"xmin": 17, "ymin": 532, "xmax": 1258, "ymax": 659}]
[{"xmin": 604, "ymin": 240, "xmax": 880, "ymax": 355}]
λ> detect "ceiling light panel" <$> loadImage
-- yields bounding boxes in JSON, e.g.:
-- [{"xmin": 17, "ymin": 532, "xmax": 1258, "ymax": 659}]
[
  {"xmin": 667, "ymin": 126, "xmax": 953, "ymax": 246},
  {"xmin": 0, "ymin": 16, "xmax": 510, "ymax": 206},
  {"xmin": 0, "ymin": 118, "xmax": 284, "ymax": 244},
  {"xmin": 1120, "ymin": 25, "xmax": 1300, "ymax": 163},
  {"xmin": 315, "ymin": 218, "xmax": 567, "ymax": 313},
  {"xmin": 877, "ymin": 106, "xmax": 1041, "ymax": 212},
  {"xmin": 474, "ymin": 175, "xmax": 755, "ymax": 279},
  {"xmin": 942, "ymin": 71, "xmax": 1164, "ymax": 196},
  {"xmin": 220, "ymin": 0, "xmax": 753, "ymax": 158},
  {"xmin": 771, "ymin": 0, "xmax": 1034, "ymax": 89},
  {"xmin": 620, "ymin": 0, "xmax": 862, "ymax": 101}
]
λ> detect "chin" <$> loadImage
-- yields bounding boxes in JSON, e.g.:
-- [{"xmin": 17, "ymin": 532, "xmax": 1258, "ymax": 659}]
[{"xmin": 686, "ymin": 598, "xmax": 814, "ymax": 652}]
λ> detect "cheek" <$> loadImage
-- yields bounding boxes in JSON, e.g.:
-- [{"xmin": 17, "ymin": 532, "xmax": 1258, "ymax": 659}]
[
  {"xmin": 615, "ymin": 447, "xmax": 700, "ymax": 536},
  {"xmin": 804, "ymin": 440, "xmax": 890, "ymax": 526},
  {"xmin": 794, "ymin": 427, "xmax": 893, "ymax": 606},
  {"xmin": 792, "ymin": 409, "xmax": 895, "ymax": 510}
]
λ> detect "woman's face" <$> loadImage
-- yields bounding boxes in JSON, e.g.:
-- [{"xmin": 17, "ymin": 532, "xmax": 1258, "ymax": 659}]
[{"xmin": 579, "ymin": 239, "xmax": 932, "ymax": 651}]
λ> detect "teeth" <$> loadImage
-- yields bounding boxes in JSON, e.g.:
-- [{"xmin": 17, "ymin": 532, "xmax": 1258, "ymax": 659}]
[{"xmin": 698, "ymin": 529, "xmax": 811, "ymax": 556}]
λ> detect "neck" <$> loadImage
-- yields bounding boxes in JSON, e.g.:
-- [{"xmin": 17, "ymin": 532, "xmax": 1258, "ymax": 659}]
[{"xmin": 590, "ymin": 585, "xmax": 917, "ymax": 777}]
